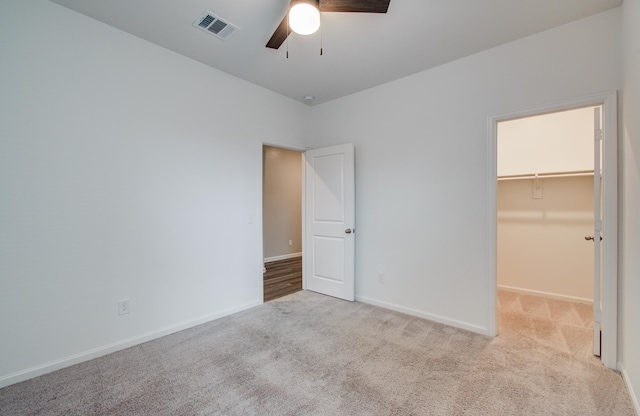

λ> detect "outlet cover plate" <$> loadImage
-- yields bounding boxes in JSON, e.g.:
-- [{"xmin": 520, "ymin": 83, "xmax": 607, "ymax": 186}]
[{"xmin": 118, "ymin": 299, "xmax": 130, "ymax": 315}]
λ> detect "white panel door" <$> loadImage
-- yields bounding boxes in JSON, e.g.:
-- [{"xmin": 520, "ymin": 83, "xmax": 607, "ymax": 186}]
[
  {"xmin": 592, "ymin": 107, "xmax": 603, "ymax": 357},
  {"xmin": 305, "ymin": 143, "xmax": 355, "ymax": 301}
]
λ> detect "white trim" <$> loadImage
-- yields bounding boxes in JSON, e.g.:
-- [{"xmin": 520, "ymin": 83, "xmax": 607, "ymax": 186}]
[
  {"xmin": 0, "ymin": 300, "xmax": 261, "ymax": 389},
  {"xmin": 356, "ymin": 295, "xmax": 489, "ymax": 335},
  {"xmin": 487, "ymin": 113, "xmax": 498, "ymax": 337},
  {"xmin": 301, "ymin": 151, "xmax": 307, "ymax": 291},
  {"xmin": 258, "ymin": 143, "xmax": 266, "ymax": 301},
  {"xmin": 620, "ymin": 363, "xmax": 640, "ymax": 416},
  {"xmin": 264, "ymin": 252, "xmax": 302, "ymax": 263},
  {"xmin": 600, "ymin": 91, "xmax": 618, "ymax": 370},
  {"xmin": 487, "ymin": 91, "xmax": 618, "ymax": 369},
  {"xmin": 498, "ymin": 284, "xmax": 593, "ymax": 305},
  {"xmin": 262, "ymin": 139, "xmax": 311, "ymax": 153}
]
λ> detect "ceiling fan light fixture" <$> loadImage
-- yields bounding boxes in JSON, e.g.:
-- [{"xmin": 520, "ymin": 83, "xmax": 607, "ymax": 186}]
[{"xmin": 289, "ymin": 1, "xmax": 320, "ymax": 35}]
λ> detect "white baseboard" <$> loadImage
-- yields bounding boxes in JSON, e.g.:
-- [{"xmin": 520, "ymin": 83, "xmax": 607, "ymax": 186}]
[
  {"xmin": 620, "ymin": 363, "xmax": 640, "ymax": 416},
  {"xmin": 0, "ymin": 300, "xmax": 262, "ymax": 389},
  {"xmin": 264, "ymin": 252, "xmax": 302, "ymax": 263},
  {"xmin": 355, "ymin": 295, "xmax": 490, "ymax": 336},
  {"xmin": 497, "ymin": 284, "xmax": 593, "ymax": 305}
]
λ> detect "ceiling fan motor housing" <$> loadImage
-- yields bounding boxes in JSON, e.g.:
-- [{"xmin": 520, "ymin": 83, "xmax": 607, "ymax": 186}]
[{"xmin": 289, "ymin": 0, "xmax": 321, "ymax": 35}]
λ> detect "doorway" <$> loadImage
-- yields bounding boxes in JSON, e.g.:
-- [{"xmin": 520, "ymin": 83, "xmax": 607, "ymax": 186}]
[
  {"xmin": 262, "ymin": 145, "xmax": 303, "ymax": 302},
  {"xmin": 487, "ymin": 92, "xmax": 618, "ymax": 369},
  {"xmin": 497, "ymin": 106, "xmax": 597, "ymax": 303},
  {"xmin": 496, "ymin": 106, "xmax": 598, "ymax": 360},
  {"xmin": 259, "ymin": 141, "xmax": 356, "ymax": 303}
]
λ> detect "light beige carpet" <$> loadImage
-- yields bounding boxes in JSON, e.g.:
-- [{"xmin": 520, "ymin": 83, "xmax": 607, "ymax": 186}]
[{"xmin": 0, "ymin": 290, "xmax": 634, "ymax": 415}]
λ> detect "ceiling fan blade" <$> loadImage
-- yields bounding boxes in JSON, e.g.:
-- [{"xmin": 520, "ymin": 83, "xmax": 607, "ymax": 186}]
[
  {"xmin": 319, "ymin": 0, "xmax": 390, "ymax": 13},
  {"xmin": 266, "ymin": 14, "xmax": 289, "ymax": 49}
]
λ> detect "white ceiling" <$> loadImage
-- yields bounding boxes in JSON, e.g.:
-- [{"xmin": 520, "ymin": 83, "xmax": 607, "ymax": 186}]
[{"xmin": 49, "ymin": 0, "xmax": 622, "ymax": 106}]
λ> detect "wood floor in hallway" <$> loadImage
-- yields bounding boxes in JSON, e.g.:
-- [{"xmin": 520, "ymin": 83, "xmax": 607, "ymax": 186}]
[{"xmin": 264, "ymin": 256, "xmax": 302, "ymax": 302}]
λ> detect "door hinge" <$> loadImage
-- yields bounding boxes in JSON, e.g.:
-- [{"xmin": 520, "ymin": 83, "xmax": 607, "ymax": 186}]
[
  {"xmin": 595, "ymin": 129, "xmax": 603, "ymax": 141},
  {"xmin": 595, "ymin": 220, "xmax": 603, "ymax": 232}
]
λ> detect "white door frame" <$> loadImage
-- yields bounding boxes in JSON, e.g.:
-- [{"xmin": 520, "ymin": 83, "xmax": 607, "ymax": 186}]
[
  {"xmin": 258, "ymin": 140, "xmax": 310, "ymax": 302},
  {"xmin": 486, "ymin": 91, "xmax": 618, "ymax": 369}
]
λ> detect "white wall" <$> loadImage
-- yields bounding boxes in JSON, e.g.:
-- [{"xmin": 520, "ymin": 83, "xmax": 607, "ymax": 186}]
[
  {"xmin": 0, "ymin": 0, "xmax": 309, "ymax": 386},
  {"xmin": 306, "ymin": 9, "xmax": 622, "ymax": 334},
  {"xmin": 263, "ymin": 146, "xmax": 303, "ymax": 260},
  {"xmin": 621, "ymin": 0, "xmax": 640, "ymax": 412},
  {"xmin": 497, "ymin": 176, "xmax": 593, "ymax": 302}
]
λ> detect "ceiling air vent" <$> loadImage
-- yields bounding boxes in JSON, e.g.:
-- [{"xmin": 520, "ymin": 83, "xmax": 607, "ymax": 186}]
[{"xmin": 193, "ymin": 11, "xmax": 239, "ymax": 41}]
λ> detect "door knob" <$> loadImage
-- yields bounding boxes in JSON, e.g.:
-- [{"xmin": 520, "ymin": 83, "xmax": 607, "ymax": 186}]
[
  {"xmin": 345, "ymin": 228, "xmax": 353, "ymax": 234},
  {"xmin": 585, "ymin": 235, "xmax": 602, "ymax": 241}
]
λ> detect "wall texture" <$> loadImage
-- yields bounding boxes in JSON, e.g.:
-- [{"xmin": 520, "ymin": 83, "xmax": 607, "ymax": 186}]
[
  {"xmin": 498, "ymin": 176, "xmax": 594, "ymax": 302},
  {"xmin": 263, "ymin": 146, "xmax": 303, "ymax": 260},
  {"xmin": 0, "ymin": 0, "xmax": 309, "ymax": 386},
  {"xmin": 306, "ymin": 9, "xmax": 622, "ymax": 334},
  {"xmin": 621, "ymin": 0, "xmax": 640, "ymax": 411}
]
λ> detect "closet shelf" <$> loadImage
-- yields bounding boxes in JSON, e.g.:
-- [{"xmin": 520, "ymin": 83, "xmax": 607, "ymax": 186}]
[{"xmin": 498, "ymin": 170, "xmax": 594, "ymax": 181}]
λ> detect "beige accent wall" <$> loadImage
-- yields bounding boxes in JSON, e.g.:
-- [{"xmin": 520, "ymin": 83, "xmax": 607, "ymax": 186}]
[
  {"xmin": 497, "ymin": 107, "xmax": 596, "ymax": 303},
  {"xmin": 498, "ymin": 106, "xmax": 597, "ymax": 177},
  {"xmin": 498, "ymin": 176, "xmax": 594, "ymax": 302},
  {"xmin": 263, "ymin": 146, "xmax": 302, "ymax": 260}
]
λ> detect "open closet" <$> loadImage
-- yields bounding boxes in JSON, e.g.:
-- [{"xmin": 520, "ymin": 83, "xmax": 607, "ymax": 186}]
[
  {"xmin": 495, "ymin": 105, "xmax": 605, "ymax": 359},
  {"xmin": 490, "ymin": 92, "xmax": 617, "ymax": 367},
  {"xmin": 497, "ymin": 106, "xmax": 599, "ymax": 304}
]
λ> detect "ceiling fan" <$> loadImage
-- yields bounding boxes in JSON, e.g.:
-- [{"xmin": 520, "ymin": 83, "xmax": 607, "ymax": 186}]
[{"xmin": 266, "ymin": 0, "xmax": 391, "ymax": 49}]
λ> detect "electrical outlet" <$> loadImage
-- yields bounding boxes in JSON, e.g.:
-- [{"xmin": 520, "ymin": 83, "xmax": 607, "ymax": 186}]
[
  {"xmin": 118, "ymin": 299, "xmax": 130, "ymax": 316},
  {"xmin": 378, "ymin": 271, "xmax": 385, "ymax": 283},
  {"xmin": 289, "ymin": 240, "xmax": 292, "ymax": 246}
]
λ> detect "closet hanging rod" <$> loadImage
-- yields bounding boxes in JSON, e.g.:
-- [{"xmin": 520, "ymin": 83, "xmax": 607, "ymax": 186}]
[{"xmin": 497, "ymin": 170, "xmax": 594, "ymax": 181}]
